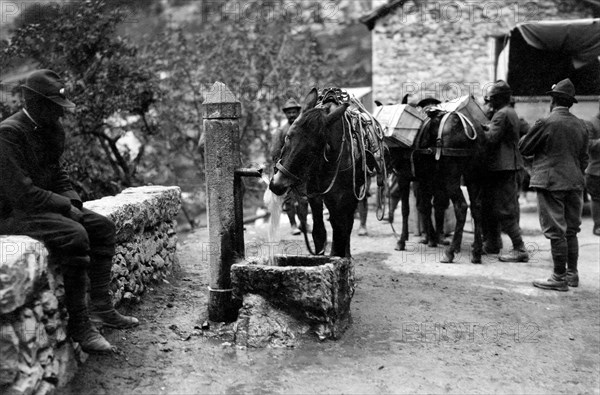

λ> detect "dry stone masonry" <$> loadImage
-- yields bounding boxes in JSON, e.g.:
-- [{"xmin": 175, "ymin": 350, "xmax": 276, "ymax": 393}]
[{"xmin": 0, "ymin": 186, "xmax": 181, "ymax": 395}]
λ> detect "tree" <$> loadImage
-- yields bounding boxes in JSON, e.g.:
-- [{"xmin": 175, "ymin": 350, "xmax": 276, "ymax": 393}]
[
  {"xmin": 143, "ymin": 1, "xmax": 345, "ymax": 203},
  {"xmin": 1, "ymin": 0, "xmax": 364, "ymax": 208},
  {"xmin": 1, "ymin": 0, "xmax": 157, "ymax": 200}
]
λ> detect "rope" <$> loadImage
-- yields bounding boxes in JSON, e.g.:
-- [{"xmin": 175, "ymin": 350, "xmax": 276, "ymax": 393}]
[{"xmin": 349, "ymin": 96, "xmax": 388, "ymax": 219}]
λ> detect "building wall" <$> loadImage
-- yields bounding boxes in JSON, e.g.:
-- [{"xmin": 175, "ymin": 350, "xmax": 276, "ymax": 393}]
[{"xmin": 371, "ymin": 0, "xmax": 596, "ymax": 105}]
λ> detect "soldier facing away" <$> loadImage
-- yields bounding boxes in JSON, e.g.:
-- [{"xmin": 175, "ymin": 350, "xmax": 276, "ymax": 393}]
[{"xmin": 519, "ymin": 78, "xmax": 589, "ymax": 291}]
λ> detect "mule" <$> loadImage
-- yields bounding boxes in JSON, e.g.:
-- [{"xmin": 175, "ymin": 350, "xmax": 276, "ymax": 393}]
[
  {"xmin": 269, "ymin": 88, "xmax": 371, "ymax": 257},
  {"xmin": 386, "ymin": 147, "xmax": 450, "ymax": 251},
  {"xmin": 410, "ymin": 106, "xmax": 487, "ymax": 263}
]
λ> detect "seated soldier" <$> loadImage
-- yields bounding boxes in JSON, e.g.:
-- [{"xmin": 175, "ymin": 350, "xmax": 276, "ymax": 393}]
[{"xmin": 0, "ymin": 69, "xmax": 138, "ymax": 354}]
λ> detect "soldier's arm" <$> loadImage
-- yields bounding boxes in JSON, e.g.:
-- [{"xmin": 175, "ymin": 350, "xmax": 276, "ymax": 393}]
[
  {"xmin": 484, "ymin": 110, "xmax": 507, "ymax": 145},
  {"xmin": 0, "ymin": 128, "xmax": 72, "ymax": 214},
  {"xmin": 52, "ymin": 163, "xmax": 83, "ymax": 209},
  {"xmin": 581, "ymin": 131, "xmax": 590, "ymax": 174},
  {"xmin": 518, "ymin": 119, "xmax": 546, "ymax": 156}
]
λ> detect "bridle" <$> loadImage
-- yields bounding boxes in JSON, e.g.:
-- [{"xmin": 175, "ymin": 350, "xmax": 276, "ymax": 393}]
[{"xmin": 274, "ymin": 160, "xmax": 302, "ymax": 184}]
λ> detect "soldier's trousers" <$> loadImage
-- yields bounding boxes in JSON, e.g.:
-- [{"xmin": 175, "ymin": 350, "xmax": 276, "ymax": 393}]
[
  {"xmin": 481, "ymin": 170, "xmax": 523, "ymax": 248},
  {"xmin": 1, "ymin": 208, "xmax": 117, "ymax": 324},
  {"xmin": 537, "ymin": 189, "xmax": 583, "ymax": 275}
]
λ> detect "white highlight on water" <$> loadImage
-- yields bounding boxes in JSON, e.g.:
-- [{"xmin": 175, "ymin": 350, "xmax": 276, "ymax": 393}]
[{"xmin": 262, "ymin": 175, "xmax": 284, "ymax": 265}]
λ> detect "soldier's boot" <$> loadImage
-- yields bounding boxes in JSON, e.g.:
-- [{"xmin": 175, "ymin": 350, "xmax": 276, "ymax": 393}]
[
  {"xmin": 533, "ymin": 239, "xmax": 568, "ymax": 292},
  {"xmin": 88, "ymin": 255, "xmax": 139, "ymax": 329},
  {"xmin": 499, "ymin": 227, "xmax": 528, "ymax": 262},
  {"xmin": 498, "ymin": 240, "xmax": 529, "ymax": 262},
  {"xmin": 63, "ymin": 261, "xmax": 114, "ymax": 354},
  {"xmin": 566, "ymin": 236, "xmax": 579, "ymax": 287},
  {"xmin": 532, "ymin": 272, "xmax": 569, "ymax": 292}
]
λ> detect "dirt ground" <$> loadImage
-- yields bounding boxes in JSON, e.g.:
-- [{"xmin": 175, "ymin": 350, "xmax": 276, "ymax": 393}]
[{"xmin": 65, "ymin": 196, "xmax": 600, "ymax": 395}]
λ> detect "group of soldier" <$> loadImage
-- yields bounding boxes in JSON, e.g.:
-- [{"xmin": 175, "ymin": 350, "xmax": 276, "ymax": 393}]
[
  {"xmin": 271, "ymin": 78, "xmax": 599, "ymax": 293},
  {"xmin": 483, "ymin": 78, "xmax": 596, "ymax": 292}
]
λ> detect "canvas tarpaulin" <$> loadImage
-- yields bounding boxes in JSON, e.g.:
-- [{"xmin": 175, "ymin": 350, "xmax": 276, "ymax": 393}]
[
  {"xmin": 517, "ymin": 19, "xmax": 600, "ymax": 68},
  {"xmin": 502, "ymin": 19, "xmax": 600, "ymax": 96}
]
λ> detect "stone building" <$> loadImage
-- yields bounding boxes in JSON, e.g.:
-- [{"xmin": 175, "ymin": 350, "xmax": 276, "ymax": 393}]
[{"xmin": 360, "ymin": 0, "xmax": 600, "ymax": 119}]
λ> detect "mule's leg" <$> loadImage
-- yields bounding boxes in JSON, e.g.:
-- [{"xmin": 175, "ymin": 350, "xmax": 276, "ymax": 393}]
[
  {"xmin": 357, "ymin": 198, "xmax": 368, "ymax": 236},
  {"xmin": 309, "ymin": 196, "xmax": 327, "ymax": 255},
  {"xmin": 396, "ymin": 178, "xmax": 411, "ymax": 251},
  {"xmin": 345, "ymin": 202, "xmax": 358, "ymax": 257},
  {"xmin": 326, "ymin": 196, "xmax": 357, "ymax": 258},
  {"xmin": 441, "ymin": 183, "xmax": 468, "ymax": 264},
  {"xmin": 433, "ymin": 192, "xmax": 450, "ymax": 246},
  {"xmin": 328, "ymin": 209, "xmax": 345, "ymax": 257},
  {"xmin": 388, "ymin": 186, "xmax": 401, "ymax": 224},
  {"xmin": 466, "ymin": 181, "xmax": 483, "ymax": 264},
  {"xmin": 416, "ymin": 182, "xmax": 437, "ymax": 248},
  {"xmin": 413, "ymin": 182, "xmax": 425, "ymax": 239}
]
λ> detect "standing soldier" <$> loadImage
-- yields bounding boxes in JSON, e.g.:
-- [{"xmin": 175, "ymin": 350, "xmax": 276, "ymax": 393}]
[
  {"xmin": 270, "ymin": 98, "xmax": 308, "ymax": 235},
  {"xmin": 481, "ymin": 80, "xmax": 528, "ymax": 262},
  {"xmin": 0, "ymin": 69, "xmax": 139, "ymax": 353},
  {"xmin": 519, "ymin": 78, "xmax": 589, "ymax": 291},
  {"xmin": 585, "ymin": 102, "xmax": 600, "ymax": 236}
]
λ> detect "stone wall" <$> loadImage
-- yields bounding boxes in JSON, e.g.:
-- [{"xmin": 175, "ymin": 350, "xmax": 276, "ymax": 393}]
[
  {"xmin": 370, "ymin": 0, "xmax": 596, "ymax": 105},
  {"xmin": 0, "ymin": 186, "xmax": 181, "ymax": 395}
]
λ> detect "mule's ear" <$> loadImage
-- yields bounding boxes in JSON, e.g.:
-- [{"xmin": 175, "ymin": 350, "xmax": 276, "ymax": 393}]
[
  {"xmin": 302, "ymin": 88, "xmax": 318, "ymax": 112},
  {"xmin": 325, "ymin": 102, "xmax": 349, "ymax": 126}
]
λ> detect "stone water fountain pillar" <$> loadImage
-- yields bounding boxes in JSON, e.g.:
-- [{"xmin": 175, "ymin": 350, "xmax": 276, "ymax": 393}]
[
  {"xmin": 203, "ymin": 81, "xmax": 242, "ymax": 322},
  {"xmin": 202, "ymin": 82, "xmax": 356, "ymax": 340}
]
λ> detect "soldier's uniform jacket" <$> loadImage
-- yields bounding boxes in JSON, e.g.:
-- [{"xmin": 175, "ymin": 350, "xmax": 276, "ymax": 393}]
[
  {"xmin": 519, "ymin": 107, "xmax": 589, "ymax": 191},
  {"xmin": 0, "ymin": 110, "xmax": 81, "ymax": 218},
  {"xmin": 586, "ymin": 111, "xmax": 600, "ymax": 177},
  {"xmin": 484, "ymin": 105, "xmax": 524, "ymax": 171}
]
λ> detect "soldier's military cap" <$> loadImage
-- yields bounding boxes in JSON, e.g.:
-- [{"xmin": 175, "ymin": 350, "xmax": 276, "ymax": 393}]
[
  {"xmin": 488, "ymin": 80, "xmax": 512, "ymax": 98},
  {"xmin": 21, "ymin": 69, "xmax": 75, "ymax": 108},
  {"xmin": 546, "ymin": 78, "xmax": 578, "ymax": 103},
  {"xmin": 282, "ymin": 98, "xmax": 301, "ymax": 111}
]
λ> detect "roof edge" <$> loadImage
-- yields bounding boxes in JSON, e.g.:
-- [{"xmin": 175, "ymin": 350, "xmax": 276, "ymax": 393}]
[{"xmin": 359, "ymin": 0, "xmax": 411, "ymax": 31}]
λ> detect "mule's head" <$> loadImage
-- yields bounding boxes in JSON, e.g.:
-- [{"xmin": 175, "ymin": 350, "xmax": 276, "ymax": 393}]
[{"xmin": 269, "ymin": 87, "xmax": 348, "ymax": 196}]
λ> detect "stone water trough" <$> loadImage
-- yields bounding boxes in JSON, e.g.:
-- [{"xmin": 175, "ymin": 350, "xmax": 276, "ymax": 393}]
[{"xmin": 230, "ymin": 255, "xmax": 355, "ymax": 347}]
